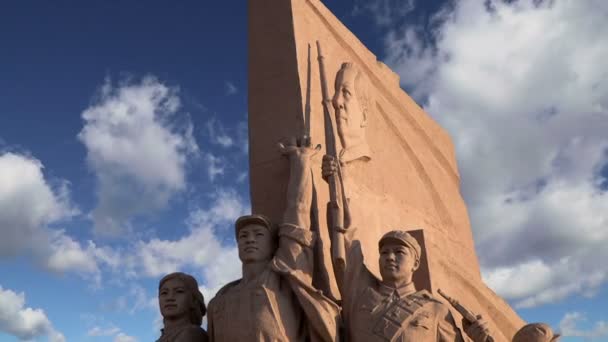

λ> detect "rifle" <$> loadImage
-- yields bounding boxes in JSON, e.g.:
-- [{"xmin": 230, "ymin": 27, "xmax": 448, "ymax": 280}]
[
  {"xmin": 316, "ymin": 41, "xmax": 351, "ymax": 275},
  {"xmin": 438, "ymin": 289, "xmax": 495, "ymax": 342}
]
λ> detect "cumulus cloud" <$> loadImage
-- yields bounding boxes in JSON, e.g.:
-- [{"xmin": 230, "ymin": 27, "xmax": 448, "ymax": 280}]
[
  {"xmin": 383, "ymin": 0, "xmax": 608, "ymax": 307},
  {"xmin": 78, "ymin": 76, "xmax": 198, "ymax": 236},
  {"xmin": 114, "ymin": 332, "xmax": 138, "ymax": 342},
  {"xmin": 131, "ymin": 188, "xmax": 247, "ymax": 298},
  {"xmin": 0, "ymin": 153, "xmax": 77, "ymax": 257},
  {"xmin": 0, "ymin": 152, "xmax": 127, "ymax": 286},
  {"xmin": 87, "ymin": 325, "xmax": 138, "ymax": 342},
  {"xmin": 0, "ymin": 153, "xmax": 110, "ymax": 278},
  {"xmin": 88, "ymin": 325, "xmax": 121, "ymax": 336},
  {"xmin": 0, "ymin": 285, "xmax": 65, "ymax": 342},
  {"xmin": 559, "ymin": 312, "xmax": 608, "ymax": 340}
]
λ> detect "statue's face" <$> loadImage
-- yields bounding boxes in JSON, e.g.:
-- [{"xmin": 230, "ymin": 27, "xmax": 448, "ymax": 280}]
[
  {"xmin": 379, "ymin": 242, "xmax": 419, "ymax": 284},
  {"xmin": 332, "ymin": 66, "xmax": 365, "ymax": 149},
  {"xmin": 237, "ymin": 224, "xmax": 274, "ymax": 263},
  {"xmin": 159, "ymin": 277, "xmax": 190, "ymax": 320}
]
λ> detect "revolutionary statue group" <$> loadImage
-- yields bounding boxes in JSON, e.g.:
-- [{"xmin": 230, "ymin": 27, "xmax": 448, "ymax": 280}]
[{"xmin": 155, "ymin": 60, "xmax": 560, "ymax": 342}]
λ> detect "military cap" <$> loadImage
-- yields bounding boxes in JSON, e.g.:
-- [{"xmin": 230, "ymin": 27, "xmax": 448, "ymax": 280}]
[
  {"xmin": 513, "ymin": 323, "xmax": 560, "ymax": 342},
  {"xmin": 379, "ymin": 230, "xmax": 421, "ymax": 261},
  {"xmin": 234, "ymin": 214, "xmax": 275, "ymax": 237}
]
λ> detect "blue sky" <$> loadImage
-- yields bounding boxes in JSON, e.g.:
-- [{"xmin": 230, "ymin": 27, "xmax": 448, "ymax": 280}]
[{"xmin": 1, "ymin": 1, "xmax": 607, "ymax": 341}]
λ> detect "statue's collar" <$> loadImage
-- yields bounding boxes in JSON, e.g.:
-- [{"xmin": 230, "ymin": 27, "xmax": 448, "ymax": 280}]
[
  {"xmin": 378, "ymin": 281, "xmax": 417, "ymax": 298},
  {"xmin": 339, "ymin": 141, "xmax": 371, "ymax": 164}
]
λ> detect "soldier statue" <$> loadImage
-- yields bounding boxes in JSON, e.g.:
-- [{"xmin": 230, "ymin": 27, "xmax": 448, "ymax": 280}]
[
  {"xmin": 207, "ymin": 137, "xmax": 341, "ymax": 342},
  {"xmin": 323, "ymin": 156, "xmax": 493, "ymax": 342}
]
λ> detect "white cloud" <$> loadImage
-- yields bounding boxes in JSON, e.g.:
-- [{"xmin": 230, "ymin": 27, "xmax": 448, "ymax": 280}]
[
  {"xmin": 88, "ymin": 325, "xmax": 121, "ymax": 336},
  {"xmin": 384, "ymin": 0, "xmax": 608, "ymax": 307},
  {"xmin": 0, "ymin": 285, "xmax": 65, "ymax": 342},
  {"xmin": 133, "ymin": 189, "xmax": 246, "ymax": 298},
  {"xmin": 87, "ymin": 325, "xmax": 138, "ymax": 342},
  {"xmin": 206, "ymin": 118, "xmax": 234, "ymax": 148},
  {"xmin": 104, "ymin": 283, "xmax": 155, "ymax": 314},
  {"xmin": 224, "ymin": 81, "xmax": 238, "ymax": 96},
  {"xmin": 204, "ymin": 153, "xmax": 225, "ymax": 182},
  {"xmin": 46, "ymin": 230, "xmax": 100, "ymax": 274},
  {"xmin": 0, "ymin": 152, "xmax": 131, "ymax": 285},
  {"xmin": 78, "ymin": 76, "xmax": 198, "ymax": 236},
  {"xmin": 0, "ymin": 153, "xmax": 77, "ymax": 257},
  {"xmin": 114, "ymin": 332, "xmax": 138, "ymax": 342},
  {"xmin": 559, "ymin": 312, "xmax": 608, "ymax": 340}
]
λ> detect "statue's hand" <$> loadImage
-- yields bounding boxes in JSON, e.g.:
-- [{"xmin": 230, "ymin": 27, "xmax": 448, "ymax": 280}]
[
  {"xmin": 277, "ymin": 135, "xmax": 321, "ymax": 164},
  {"xmin": 278, "ymin": 136, "xmax": 320, "ymax": 226},
  {"xmin": 321, "ymin": 155, "xmax": 338, "ymax": 181},
  {"xmin": 464, "ymin": 315, "xmax": 492, "ymax": 342}
]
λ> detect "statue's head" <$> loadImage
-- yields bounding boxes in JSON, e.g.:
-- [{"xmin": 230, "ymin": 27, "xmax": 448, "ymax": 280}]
[
  {"xmin": 378, "ymin": 230, "xmax": 421, "ymax": 285},
  {"xmin": 158, "ymin": 272, "xmax": 206, "ymax": 326},
  {"xmin": 512, "ymin": 323, "xmax": 560, "ymax": 342},
  {"xmin": 235, "ymin": 214, "xmax": 276, "ymax": 264},
  {"xmin": 332, "ymin": 62, "xmax": 371, "ymax": 154}
]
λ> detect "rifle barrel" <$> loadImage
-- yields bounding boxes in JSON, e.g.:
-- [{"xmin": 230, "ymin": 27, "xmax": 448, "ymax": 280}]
[{"xmin": 316, "ymin": 41, "xmax": 346, "ymax": 270}]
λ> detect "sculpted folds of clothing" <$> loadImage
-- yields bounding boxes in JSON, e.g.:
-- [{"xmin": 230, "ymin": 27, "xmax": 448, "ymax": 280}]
[
  {"xmin": 208, "ymin": 268, "xmax": 304, "ymax": 341},
  {"xmin": 156, "ymin": 324, "xmax": 208, "ymax": 342},
  {"xmin": 207, "ymin": 224, "xmax": 340, "ymax": 342},
  {"xmin": 343, "ymin": 240, "xmax": 468, "ymax": 342}
]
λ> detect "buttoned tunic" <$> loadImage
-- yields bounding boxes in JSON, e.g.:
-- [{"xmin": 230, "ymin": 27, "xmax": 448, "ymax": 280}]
[
  {"xmin": 343, "ymin": 241, "xmax": 469, "ymax": 342},
  {"xmin": 207, "ymin": 224, "xmax": 340, "ymax": 342}
]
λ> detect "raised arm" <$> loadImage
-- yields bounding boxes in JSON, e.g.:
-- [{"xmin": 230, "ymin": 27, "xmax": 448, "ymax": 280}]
[
  {"xmin": 278, "ymin": 136, "xmax": 320, "ymax": 229},
  {"xmin": 271, "ymin": 136, "xmax": 321, "ymax": 281}
]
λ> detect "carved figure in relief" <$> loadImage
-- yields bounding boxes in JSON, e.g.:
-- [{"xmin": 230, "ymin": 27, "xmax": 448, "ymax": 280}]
[
  {"xmin": 333, "ymin": 62, "xmax": 372, "ymax": 164},
  {"xmin": 207, "ymin": 137, "xmax": 341, "ymax": 342},
  {"xmin": 512, "ymin": 323, "xmax": 560, "ymax": 342},
  {"xmin": 322, "ymin": 156, "xmax": 493, "ymax": 342},
  {"xmin": 157, "ymin": 272, "xmax": 209, "ymax": 342}
]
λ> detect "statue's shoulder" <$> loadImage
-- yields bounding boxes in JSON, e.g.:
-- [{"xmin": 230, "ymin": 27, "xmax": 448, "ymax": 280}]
[
  {"xmin": 208, "ymin": 279, "xmax": 242, "ymax": 319},
  {"xmin": 411, "ymin": 289, "xmax": 445, "ymax": 306},
  {"xmin": 211, "ymin": 279, "xmax": 241, "ymax": 300}
]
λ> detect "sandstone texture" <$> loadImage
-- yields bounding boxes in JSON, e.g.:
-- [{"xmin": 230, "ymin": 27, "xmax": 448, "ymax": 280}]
[{"xmin": 248, "ymin": 1, "xmax": 525, "ymax": 340}]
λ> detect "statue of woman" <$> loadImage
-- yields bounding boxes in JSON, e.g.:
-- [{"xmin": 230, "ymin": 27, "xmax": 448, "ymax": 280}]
[{"xmin": 157, "ymin": 272, "xmax": 209, "ymax": 342}]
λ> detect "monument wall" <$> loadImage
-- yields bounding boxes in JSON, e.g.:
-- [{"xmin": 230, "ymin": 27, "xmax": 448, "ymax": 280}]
[{"xmin": 249, "ymin": 0, "xmax": 524, "ymax": 340}]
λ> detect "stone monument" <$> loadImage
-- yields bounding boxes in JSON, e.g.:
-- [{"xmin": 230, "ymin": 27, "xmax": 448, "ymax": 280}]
[{"xmin": 248, "ymin": 0, "xmax": 525, "ymax": 341}]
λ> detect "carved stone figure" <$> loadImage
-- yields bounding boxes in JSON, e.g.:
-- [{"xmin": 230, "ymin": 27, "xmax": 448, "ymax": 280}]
[
  {"xmin": 157, "ymin": 272, "xmax": 209, "ymax": 342},
  {"xmin": 512, "ymin": 323, "xmax": 560, "ymax": 342},
  {"xmin": 207, "ymin": 137, "xmax": 341, "ymax": 342},
  {"xmin": 345, "ymin": 230, "xmax": 493, "ymax": 342},
  {"xmin": 322, "ymin": 157, "xmax": 492, "ymax": 342},
  {"xmin": 333, "ymin": 62, "xmax": 372, "ymax": 164}
]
